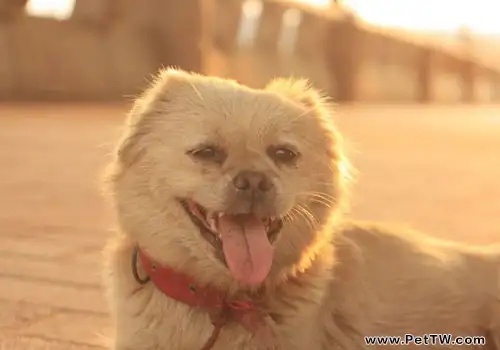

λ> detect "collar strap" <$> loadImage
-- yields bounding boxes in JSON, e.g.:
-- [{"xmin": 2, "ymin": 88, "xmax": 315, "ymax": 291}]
[
  {"xmin": 132, "ymin": 247, "xmax": 279, "ymax": 349},
  {"xmin": 136, "ymin": 247, "xmax": 254, "ymax": 311}
]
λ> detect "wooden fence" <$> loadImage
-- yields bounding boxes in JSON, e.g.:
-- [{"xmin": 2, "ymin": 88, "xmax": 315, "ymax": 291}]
[
  {"xmin": 1, "ymin": 0, "xmax": 500, "ymax": 102},
  {"xmin": 206, "ymin": 0, "xmax": 500, "ymax": 103}
]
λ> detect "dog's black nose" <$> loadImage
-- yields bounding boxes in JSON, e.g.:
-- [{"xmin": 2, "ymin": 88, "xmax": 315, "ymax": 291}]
[{"xmin": 232, "ymin": 170, "xmax": 273, "ymax": 192}]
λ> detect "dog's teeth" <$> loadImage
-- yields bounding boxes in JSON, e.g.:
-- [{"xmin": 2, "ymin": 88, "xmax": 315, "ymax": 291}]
[{"xmin": 207, "ymin": 216, "xmax": 215, "ymax": 226}]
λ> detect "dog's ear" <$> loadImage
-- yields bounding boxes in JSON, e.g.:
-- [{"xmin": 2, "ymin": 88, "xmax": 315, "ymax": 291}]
[
  {"xmin": 265, "ymin": 78, "xmax": 326, "ymax": 109},
  {"xmin": 137, "ymin": 68, "xmax": 196, "ymax": 110},
  {"xmin": 113, "ymin": 68, "xmax": 196, "ymax": 171}
]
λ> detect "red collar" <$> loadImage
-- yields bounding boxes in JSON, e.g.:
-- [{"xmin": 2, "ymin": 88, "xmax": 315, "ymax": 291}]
[
  {"xmin": 133, "ymin": 247, "xmax": 278, "ymax": 350},
  {"xmin": 136, "ymin": 247, "xmax": 252, "ymax": 310}
]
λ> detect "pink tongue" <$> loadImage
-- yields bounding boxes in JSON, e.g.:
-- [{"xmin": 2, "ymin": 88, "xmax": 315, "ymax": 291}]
[{"xmin": 217, "ymin": 215, "xmax": 273, "ymax": 285}]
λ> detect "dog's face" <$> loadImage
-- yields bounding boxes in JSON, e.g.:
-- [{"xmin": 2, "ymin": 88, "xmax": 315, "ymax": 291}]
[{"xmin": 109, "ymin": 70, "xmax": 348, "ymax": 287}]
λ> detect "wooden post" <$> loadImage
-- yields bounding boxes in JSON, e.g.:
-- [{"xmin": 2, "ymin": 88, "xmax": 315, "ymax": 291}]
[
  {"xmin": 417, "ymin": 48, "xmax": 433, "ymax": 103},
  {"xmin": 154, "ymin": 0, "xmax": 206, "ymax": 73},
  {"xmin": 324, "ymin": 13, "xmax": 364, "ymax": 103},
  {"xmin": 213, "ymin": 0, "xmax": 242, "ymax": 53},
  {"xmin": 255, "ymin": 1, "xmax": 285, "ymax": 53},
  {"xmin": 461, "ymin": 58, "xmax": 476, "ymax": 103},
  {"xmin": 458, "ymin": 27, "xmax": 475, "ymax": 103}
]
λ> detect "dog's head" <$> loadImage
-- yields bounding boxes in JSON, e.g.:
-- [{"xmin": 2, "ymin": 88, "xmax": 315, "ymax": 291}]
[{"xmin": 107, "ymin": 69, "xmax": 350, "ymax": 289}]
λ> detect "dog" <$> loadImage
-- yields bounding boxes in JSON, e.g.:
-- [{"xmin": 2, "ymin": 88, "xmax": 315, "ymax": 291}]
[{"xmin": 103, "ymin": 69, "xmax": 500, "ymax": 349}]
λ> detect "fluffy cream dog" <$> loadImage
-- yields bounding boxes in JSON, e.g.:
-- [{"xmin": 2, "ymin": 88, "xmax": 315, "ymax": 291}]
[{"xmin": 103, "ymin": 69, "xmax": 500, "ymax": 350}]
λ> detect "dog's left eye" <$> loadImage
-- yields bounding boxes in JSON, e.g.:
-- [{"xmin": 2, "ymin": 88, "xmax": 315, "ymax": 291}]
[
  {"xmin": 268, "ymin": 146, "xmax": 300, "ymax": 165},
  {"xmin": 188, "ymin": 145, "xmax": 226, "ymax": 164}
]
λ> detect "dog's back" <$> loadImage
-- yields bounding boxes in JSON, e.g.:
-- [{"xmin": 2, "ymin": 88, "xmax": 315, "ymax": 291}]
[{"xmin": 325, "ymin": 221, "xmax": 500, "ymax": 349}]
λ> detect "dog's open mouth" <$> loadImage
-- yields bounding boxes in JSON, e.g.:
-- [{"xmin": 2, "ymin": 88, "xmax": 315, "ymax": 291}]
[{"xmin": 180, "ymin": 199, "xmax": 283, "ymax": 285}]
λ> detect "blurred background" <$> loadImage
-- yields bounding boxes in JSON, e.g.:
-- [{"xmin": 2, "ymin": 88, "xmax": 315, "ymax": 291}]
[
  {"xmin": 0, "ymin": 1, "xmax": 499, "ymax": 349},
  {"xmin": 2, "ymin": 0, "xmax": 500, "ymax": 102}
]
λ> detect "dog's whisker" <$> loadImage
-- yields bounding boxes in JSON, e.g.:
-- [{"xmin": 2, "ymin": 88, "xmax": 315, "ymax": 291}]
[{"xmin": 293, "ymin": 204, "xmax": 320, "ymax": 232}]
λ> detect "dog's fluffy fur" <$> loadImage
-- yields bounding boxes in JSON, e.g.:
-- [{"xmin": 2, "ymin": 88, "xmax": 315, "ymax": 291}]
[{"xmin": 103, "ymin": 69, "xmax": 500, "ymax": 349}]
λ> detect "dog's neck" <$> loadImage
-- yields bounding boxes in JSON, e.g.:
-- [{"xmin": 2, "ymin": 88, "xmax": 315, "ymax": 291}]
[
  {"xmin": 133, "ymin": 246, "xmax": 280, "ymax": 349},
  {"xmin": 134, "ymin": 246, "xmax": 256, "ymax": 307}
]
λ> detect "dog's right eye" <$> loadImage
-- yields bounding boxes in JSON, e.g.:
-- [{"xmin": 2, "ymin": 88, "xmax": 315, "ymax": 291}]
[{"xmin": 188, "ymin": 146, "xmax": 226, "ymax": 164}]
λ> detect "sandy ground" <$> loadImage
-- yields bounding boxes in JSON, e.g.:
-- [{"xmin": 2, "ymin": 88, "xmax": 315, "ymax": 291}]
[{"xmin": 0, "ymin": 103, "xmax": 499, "ymax": 349}]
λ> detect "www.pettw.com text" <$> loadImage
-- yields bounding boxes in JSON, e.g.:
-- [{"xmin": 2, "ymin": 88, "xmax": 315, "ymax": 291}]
[{"xmin": 365, "ymin": 334, "xmax": 486, "ymax": 346}]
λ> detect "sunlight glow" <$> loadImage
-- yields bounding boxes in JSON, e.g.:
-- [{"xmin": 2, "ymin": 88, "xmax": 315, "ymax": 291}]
[
  {"xmin": 24, "ymin": 0, "xmax": 500, "ymax": 35},
  {"xmin": 292, "ymin": 0, "xmax": 332, "ymax": 6},
  {"xmin": 342, "ymin": 0, "xmax": 500, "ymax": 34},
  {"xmin": 26, "ymin": 0, "xmax": 75, "ymax": 20},
  {"xmin": 302, "ymin": 0, "xmax": 500, "ymax": 35}
]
